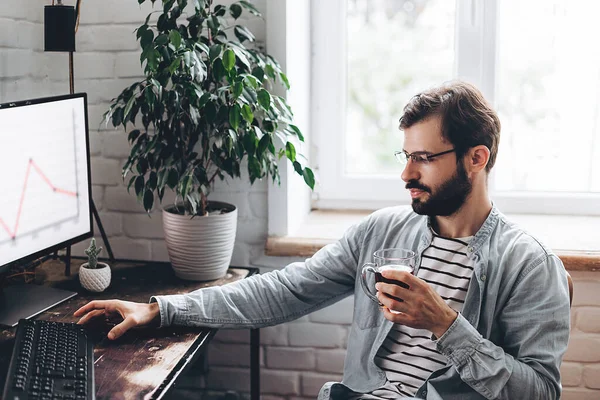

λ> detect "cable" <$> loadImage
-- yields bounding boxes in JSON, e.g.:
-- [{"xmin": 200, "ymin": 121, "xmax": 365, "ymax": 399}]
[
  {"xmin": 72, "ymin": 0, "xmax": 82, "ymax": 94},
  {"xmin": 75, "ymin": 0, "xmax": 82, "ymax": 33}
]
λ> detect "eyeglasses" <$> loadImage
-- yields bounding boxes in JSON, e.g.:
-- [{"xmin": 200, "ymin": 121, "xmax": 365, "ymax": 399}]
[{"xmin": 394, "ymin": 148, "xmax": 456, "ymax": 165}]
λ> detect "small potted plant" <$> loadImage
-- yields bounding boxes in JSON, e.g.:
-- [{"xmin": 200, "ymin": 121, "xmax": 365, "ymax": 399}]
[{"xmin": 79, "ymin": 238, "xmax": 111, "ymax": 292}]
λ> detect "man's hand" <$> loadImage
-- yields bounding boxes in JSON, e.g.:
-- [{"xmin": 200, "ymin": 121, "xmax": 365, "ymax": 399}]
[
  {"xmin": 375, "ymin": 269, "xmax": 458, "ymax": 338},
  {"xmin": 73, "ymin": 300, "xmax": 160, "ymax": 340}
]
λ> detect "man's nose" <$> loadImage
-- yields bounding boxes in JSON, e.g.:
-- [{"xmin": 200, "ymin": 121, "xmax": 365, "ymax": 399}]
[{"xmin": 401, "ymin": 160, "xmax": 420, "ymax": 183}]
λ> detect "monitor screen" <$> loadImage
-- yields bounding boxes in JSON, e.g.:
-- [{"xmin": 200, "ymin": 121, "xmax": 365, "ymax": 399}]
[{"xmin": 0, "ymin": 93, "xmax": 93, "ymax": 272}]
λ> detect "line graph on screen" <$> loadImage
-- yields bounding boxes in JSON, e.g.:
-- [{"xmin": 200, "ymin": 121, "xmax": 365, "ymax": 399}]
[
  {"xmin": 0, "ymin": 159, "xmax": 80, "ymax": 244},
  {"xmin": 0, "ymin": 103, "xmax": 88, "ymax": 251}
]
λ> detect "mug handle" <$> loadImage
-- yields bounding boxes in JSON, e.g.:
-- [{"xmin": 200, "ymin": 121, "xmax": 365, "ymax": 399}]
[{"xmin": 360, "ymin": 263, "xmax": 382, "ymax": 305}]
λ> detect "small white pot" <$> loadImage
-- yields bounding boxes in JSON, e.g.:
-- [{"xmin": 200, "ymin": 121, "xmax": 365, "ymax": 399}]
[{"xmin": 79, "ymin": 262, "xmax": 111, "ymax": 292}]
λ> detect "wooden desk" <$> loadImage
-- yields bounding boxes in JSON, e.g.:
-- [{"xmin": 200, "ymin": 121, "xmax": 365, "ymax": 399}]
[{"xmin": 0, "ymin": 260, "xmax": 260, "ymax": 400}]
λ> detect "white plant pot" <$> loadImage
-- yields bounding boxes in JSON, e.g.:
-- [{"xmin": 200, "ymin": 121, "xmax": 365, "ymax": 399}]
[
  {"xmin": 162, "ymin": 201, "xmax": 237, "ymax": 281},
  {"xmin": 79, "ymin": 262, "xmax": 111, "ymax": 292}
]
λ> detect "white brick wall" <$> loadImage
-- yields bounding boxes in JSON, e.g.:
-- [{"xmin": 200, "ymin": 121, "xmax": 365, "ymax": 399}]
[
  {"xmin": 561, "ymin": 271, "xmax": 600, "ymax": 400},
  {"xmin": 2, "ymin": 2, "xmax": 600, "ymax": 399}
]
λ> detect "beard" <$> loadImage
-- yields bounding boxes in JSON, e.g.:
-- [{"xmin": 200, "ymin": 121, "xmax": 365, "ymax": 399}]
[{"xmin": 406, "ymin": 161, "xmax": 472, "ymax": 217}]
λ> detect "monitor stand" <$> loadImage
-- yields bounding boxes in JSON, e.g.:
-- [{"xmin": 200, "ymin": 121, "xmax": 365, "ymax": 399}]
[{"xmin": 0, "ymin": 284, "xmax": 77, "ymax": 327}]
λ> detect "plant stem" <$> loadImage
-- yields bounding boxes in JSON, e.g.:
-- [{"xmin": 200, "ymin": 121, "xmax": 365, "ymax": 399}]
[
  {"xmin": 208, "ymin": 169, "xmax": 219, "ymax": 186},
  {"xmin": 200, "ymin": 191, "xmax": 208, "ymax": 215}
]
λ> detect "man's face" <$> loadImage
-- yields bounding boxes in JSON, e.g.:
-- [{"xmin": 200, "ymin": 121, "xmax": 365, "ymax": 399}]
[{"xmin": 401, "ymin": 116, "xmax": 472, "ymax": 217}]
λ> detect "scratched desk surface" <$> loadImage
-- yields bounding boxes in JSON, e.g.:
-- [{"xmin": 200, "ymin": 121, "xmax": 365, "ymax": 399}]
[{"xmin": 0, "ymin": 259, "xmax": 251, "ymax": 400}]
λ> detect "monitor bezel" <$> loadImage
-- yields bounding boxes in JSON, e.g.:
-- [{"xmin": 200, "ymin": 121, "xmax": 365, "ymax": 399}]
[{"xmin": 0, "ymin": 92, "xmax": 94, "ymax": 273}]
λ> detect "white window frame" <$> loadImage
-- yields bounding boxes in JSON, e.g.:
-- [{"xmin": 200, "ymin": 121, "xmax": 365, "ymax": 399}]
[
  {"xmin": 312, "ymin": 0, "xmax": 600, "ymax": 215},
  {"xmin": 266, "ymin": 0, "xmax": 312, "ymax": 237}
]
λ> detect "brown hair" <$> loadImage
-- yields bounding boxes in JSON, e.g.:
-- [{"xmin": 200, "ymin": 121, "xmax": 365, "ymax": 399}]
[{"xmin": 399, "ymin": 81, "xmax": 501, "ymax": 172}]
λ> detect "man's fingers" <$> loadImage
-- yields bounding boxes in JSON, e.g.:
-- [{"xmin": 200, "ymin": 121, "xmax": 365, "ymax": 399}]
[
  {"xmin": 376, "ymin": 282, "xmax": 411, "ymax": 302},
  {"xmin": 382, "ymin": 307, "xmax": 412, "ymax": 324},
  {"xmin": 76, "ymin": 309, "xmax": 105, "ymax": 325},
  {"xmin": 378, "ymin": 290, "xmax": 408, "ymax": 314},
  {"xmin": 381, "ymin": 270, "xmax": 419, "ymax": 287},
  {"xmin": 73, "ymin": 300, "xmax": 108, "ymax": 317},
  {"xmin": 377, "ymin": 290, "xmax": 398, "ymax": 310},
  {"xmin": 107, "ymin": 316, "xmax": 138, "ymax": 340}
]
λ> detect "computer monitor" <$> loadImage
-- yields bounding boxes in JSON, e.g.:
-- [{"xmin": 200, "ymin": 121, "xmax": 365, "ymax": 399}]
[{"xmin": 0, "ymin": 93, "xmax": 93, "ymax": 327}]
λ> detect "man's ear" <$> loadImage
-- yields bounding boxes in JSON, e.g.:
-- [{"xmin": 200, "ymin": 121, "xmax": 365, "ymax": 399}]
[{"xmin": 467, "ymin": 145, "xmax": 490, "ymax": 173}]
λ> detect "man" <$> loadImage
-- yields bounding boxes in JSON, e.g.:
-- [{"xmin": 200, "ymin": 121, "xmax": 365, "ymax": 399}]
[{"xmin": 75, "ymin": 81, "xmax": 570, "ymax": 399}]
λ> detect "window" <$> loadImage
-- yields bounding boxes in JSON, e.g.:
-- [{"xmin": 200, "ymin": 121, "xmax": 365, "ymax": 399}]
[{"xmin": 312, "ymin": 0, "xmax": 600, "ymax": 214}]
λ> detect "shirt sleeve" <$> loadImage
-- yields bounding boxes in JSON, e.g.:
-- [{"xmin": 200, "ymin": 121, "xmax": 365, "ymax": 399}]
[
  {"xmin": 149, "ymin": 214, "xmax": 371, "ymax": 329},
  {"xmin": 435, "ymin": 254, "xmax": 570, "ymax": 400}
]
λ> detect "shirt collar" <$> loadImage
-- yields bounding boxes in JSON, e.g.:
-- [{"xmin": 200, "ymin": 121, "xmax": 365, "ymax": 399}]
[{"xmin": 425, "ymin": 204, "xmax": 499, "ymax": 256}]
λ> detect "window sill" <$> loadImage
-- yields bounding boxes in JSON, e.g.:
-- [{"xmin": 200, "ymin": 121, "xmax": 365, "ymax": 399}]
[{"xmin": 265, "ymin": 209, "xmax": 600, "ymax": 272}]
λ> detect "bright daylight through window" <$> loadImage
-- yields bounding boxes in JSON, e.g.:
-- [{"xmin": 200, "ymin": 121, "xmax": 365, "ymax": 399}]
[{"xmin": 313, "ymin": 0, "xmax": 600, "ymax": 213}]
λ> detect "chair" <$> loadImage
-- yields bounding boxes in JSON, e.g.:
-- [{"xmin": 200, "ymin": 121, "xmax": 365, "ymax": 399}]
[{"xmin": 566, "ymin": 270, "xmax": 574, "ymax": 307}]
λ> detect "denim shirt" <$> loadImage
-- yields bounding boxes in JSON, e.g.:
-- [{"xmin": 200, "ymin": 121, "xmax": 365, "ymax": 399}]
[{"xmin": 152, "ymin": 205, "xmax": 570, "ymax": 400}]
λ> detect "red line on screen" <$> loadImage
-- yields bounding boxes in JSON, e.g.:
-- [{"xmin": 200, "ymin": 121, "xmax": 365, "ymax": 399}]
[{"xmin": 0, "ymin": 159, "xmax": 78, "ymax": 239}]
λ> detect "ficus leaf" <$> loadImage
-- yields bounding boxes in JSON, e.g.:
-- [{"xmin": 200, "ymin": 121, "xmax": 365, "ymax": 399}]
[
  {"xmin": 264, "ymin": 64, "xmax": 276, "ymax": 79},
  {"xmin": 241, "ymin": 104, "xmax": 253, "ymax": 123},
  {"xmin": 257, "ymin": 134, "xmax": 270, "ymax": 156},
  {"xmin": 248, "ymin": 157, "xmax": 262, "ymax": 182},
  {"xmin": 135, "ymin": 175, "xmax": 145, "ymax": 198},
  {"xmin": 233, "ymin": 82, "xmax": 243, "ymax": 98},
  {"xmin": 143, "ymin": 189, "xmax": 154, "ymax": 212},
  {"xmin": 167, "ymin": 169, "xmax": 179, "ymax": 189},
  {"xmin": 243, "ymin": 74, "xmax": 259, "ymax": 89},
  {"xmin": 124, "ymin": 95, "xmax": 136, "ymax": 122},
  {"xmin": 289, "ymin": 124, "xmax": 305, "ymax": 142},
  {"xmin": 212, "ymin": 58, "xmax": 226, "ymax": 80},
  {"xmin": 198, "ymin": 92, "xmax": 211, "ymax": 108},
  {"xmin": 128, "ymin": 129, "xmax": 141, "ymax": 144},
  {"xmin": 302, "ymin": 167, "xmax": 315, "ymax": 189},
  {"xmin": 147, "ymin": 171, "xmax": 158, "ymax": 190},
  {"xmin": 214, "ymin": 4, "xmax": 227, "ymax": 16},
  {"xmin": 285, "ymin": 141, "xmax": 296, "ymax": 162},
  {"xmin": 180, "ymin": 175, "xmax": 193, "ymax": 198},
  {"xmin": 223, "ymin": 49, "xmax": 236, "ymax": 71},
  {"xmin": 169, "ymin": 30, "xmax": 182, "ymax": 48},
  {"xmin": 229, "ymin": 104, "xmax": 241, "ymax": 130},
  {"xmin": 229, "ymin": 44, "xmax": 251, "ymax": 70},
  {"xmin": 112, "ymin": 107, "xmax": 124, "ymax": 127},
  {"xmin": 239, "ymin": 0, "xmax": 261, "ymax": 16},
  {"xmin": 230, "ymin": 3, "xmax": 242, "ymax": 19},
  {"xmin": 262, "ymin": 120, "xmax": 276, "ymax": 132},
  {"xmin": 251, "ymin": 66, "xmax": 264, "ymax": 82},
  {"xmin": 234, "ymin": 25, "xmax": 255, "ymax": 43},
  {"xmin": 257, "ymin": 89, "xmax": 271, "ymax": 110},
  {"xmin": 279, "ymin": 72, "xmax": 290, "ymax": 89},
  {"xmin": 209, "ymin": 44, "xmax": 221, "ymax": 62},
  {"xmin": 155, "ymin": 34, "xmax": 168, "ymax": 46},
  {"xmin": 127, "ymin": 176, "xmax": 136, "ymax": 194},
  {"xmin": 140, "ymin": 29, "xmax": 154, "ymax": 50},
  {"xmin": 293, "ymin": 160, "xmax": 303, "ymax": 175},
  {"xmin": 157, "ymin": 168, "xmax": 168, "ymax": 189},
  {"xmin": 243, "ymin": 130, "xmax": 257, "ymax": 155}
]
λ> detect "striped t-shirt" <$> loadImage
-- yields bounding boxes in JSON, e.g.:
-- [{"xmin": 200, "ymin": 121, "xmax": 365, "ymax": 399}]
[{"xmin": 360, "ymin": 233, "xmax": 474, "ymax": 399}]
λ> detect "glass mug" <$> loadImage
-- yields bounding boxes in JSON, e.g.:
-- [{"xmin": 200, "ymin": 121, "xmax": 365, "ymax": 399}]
[{"xmin": 360, "ymin": 248, "xmax": 416, "ymax": 312}]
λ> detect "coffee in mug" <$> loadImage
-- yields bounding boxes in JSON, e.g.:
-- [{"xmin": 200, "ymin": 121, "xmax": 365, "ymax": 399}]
[
  {"xmin": 360, "ymin": 249, "xmax": 416, "ymax": 308},
  {"xmin": 374, "ymin": 264, "xmax": 413, "ymax": 301}
]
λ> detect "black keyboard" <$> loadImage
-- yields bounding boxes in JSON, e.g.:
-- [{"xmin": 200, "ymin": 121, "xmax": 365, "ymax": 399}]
[{"xmin": 3, "ymin": 319, "xmax": 95, "ymax": 400}]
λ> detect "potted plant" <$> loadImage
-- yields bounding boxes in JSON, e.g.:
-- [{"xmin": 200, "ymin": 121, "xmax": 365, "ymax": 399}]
[
  {"xmin": 79, "ymin": 238, "xmax": 111, "ymax": 292},
  {"xmin": 104, "ymin": 0, "xmax": 314, "ymax": 280}
]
